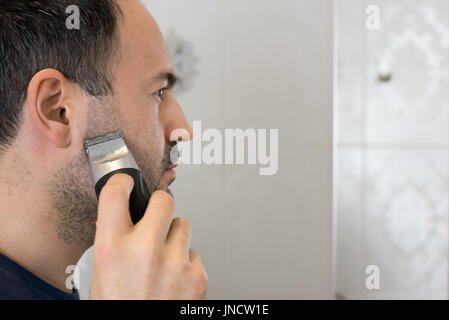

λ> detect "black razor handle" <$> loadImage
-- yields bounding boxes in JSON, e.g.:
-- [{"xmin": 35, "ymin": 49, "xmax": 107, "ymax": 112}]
[{"xmin": 94, "ymin": 168, "xmax": 151, "ymax": 224}]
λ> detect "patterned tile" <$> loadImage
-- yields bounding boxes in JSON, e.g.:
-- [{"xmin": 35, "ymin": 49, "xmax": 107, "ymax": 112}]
[
  {"xmin": 337, "ymin": 0, "xmax": 449, "ymax": 299},
  {"xmin": 365, "ymin": 150, "xmax": 448, "ymax": 293},
  {"xmin": 365, "ymin": 0, "xmax": 449, "ymax": 144}
]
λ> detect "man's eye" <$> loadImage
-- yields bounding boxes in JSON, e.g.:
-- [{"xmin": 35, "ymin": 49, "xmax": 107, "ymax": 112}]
[{"xmin": 157, "ymin": 89, "xmax": 165, "ymax": 99}]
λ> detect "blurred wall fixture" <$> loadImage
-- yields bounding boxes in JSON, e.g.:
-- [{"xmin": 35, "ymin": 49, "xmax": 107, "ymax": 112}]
[{"xmin": 377, "ymin": 59, "xmax": 392, "ymax": 82}]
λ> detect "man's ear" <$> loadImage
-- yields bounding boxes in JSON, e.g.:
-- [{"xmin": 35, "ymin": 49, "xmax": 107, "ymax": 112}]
[{"xmin": 26, "ymin": 68, "xmax": 74, "ymax": 148}]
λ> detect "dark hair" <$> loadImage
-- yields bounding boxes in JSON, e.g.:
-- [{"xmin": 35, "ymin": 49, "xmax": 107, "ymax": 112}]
[{"xmin": 0, "ymin": 0, "xmax": 122, "ymax": 149}]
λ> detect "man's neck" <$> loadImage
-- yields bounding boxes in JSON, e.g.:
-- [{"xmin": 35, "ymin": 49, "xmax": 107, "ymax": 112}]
[{"xmin": 0, "ymin": 166, "xmax": 87, "ymax": 294}]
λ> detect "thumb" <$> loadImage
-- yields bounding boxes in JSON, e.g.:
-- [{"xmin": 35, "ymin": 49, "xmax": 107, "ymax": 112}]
[{"xmin": 95, "ymin": 173, "xmax": 134, "ymax": 244}]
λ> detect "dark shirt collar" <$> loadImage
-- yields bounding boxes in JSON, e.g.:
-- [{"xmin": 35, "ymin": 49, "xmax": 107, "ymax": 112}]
[{"xmin": 0, "ymin": 252, "xmax": 80, "ymax": 300}]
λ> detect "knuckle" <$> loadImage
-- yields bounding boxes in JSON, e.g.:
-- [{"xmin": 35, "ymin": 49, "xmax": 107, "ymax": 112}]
[
  {"xmin": 151, "ymin": 190, "xmax": 176, "ymax": 211},
  {"xmin": 172, "ymin": 217, "xmax": 191, "ymax": 232}
]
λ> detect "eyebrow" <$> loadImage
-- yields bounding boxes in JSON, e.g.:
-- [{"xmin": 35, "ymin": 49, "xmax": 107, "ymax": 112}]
[{"xmin": 148, "ymin": 72, "xmax": 178, "ymax": 89}]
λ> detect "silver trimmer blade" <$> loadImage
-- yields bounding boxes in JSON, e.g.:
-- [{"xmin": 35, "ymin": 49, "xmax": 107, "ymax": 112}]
[{"xmin": 84, "ymin": 130, "xmax": 140, "ymax": 185}]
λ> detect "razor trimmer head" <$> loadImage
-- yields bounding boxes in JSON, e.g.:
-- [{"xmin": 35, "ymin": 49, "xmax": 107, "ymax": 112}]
[{"xmin": 84, "ymin": 130, "xmax": 151, "ymax": 224}]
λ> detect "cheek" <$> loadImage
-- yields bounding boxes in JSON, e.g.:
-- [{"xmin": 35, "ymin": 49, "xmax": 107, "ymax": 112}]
[
  {"xmin": 123, "ymin": 108, "xmax": 166, "ymax": 165},
  {"xmin": 115, "ymin": 92, "xmax": 166, "ymax": 165},
  {"xmin": 140, "ymin": 124, "xmax": 165, "ymax": 161}
]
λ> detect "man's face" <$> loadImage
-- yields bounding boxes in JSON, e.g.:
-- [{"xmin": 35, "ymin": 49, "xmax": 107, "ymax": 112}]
[
  {"xmin": 108, "ymin": 0, "xmax": 192, "ymax": 193},
  {"xmin": 111, "ymin": 1, "xmax": 191, "ymax": 193},
  {"xmin": 50, "ymin": 0, "xmax": 192, "ymax": 246},
  {"xmin": 88, "ymin": 0, "xmax": 194, "ymax": 195}
]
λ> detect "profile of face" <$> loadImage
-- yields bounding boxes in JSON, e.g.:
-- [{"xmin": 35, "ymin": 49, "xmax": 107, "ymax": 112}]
[{"xmin": 48, "ymin": 0, "xmax": 193, "ymax": 247}]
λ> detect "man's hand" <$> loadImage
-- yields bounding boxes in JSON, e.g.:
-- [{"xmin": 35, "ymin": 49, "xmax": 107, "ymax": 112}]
[{"xmin": 89, "ymin": 174, "xmax": 208, "ymax": 300}]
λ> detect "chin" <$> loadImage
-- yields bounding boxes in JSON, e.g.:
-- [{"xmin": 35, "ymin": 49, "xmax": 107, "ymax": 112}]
[
  {"xmin": 166, "ymin": 188, "xmax": 174, "ymax": 198},
  {"xmin": 154, "ymin": 168, "xmax": 176, "ymax": 195}
]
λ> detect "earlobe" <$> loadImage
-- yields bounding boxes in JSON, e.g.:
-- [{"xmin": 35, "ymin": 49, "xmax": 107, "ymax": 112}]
[{"xmin": 26, "ymin": 69, "xmax": 72, "ymax": 148}]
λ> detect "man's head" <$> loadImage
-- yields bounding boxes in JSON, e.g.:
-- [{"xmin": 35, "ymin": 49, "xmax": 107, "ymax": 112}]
[{"xmin": 0, "ymin": 0, "xmax": 193, "ymax": 248}]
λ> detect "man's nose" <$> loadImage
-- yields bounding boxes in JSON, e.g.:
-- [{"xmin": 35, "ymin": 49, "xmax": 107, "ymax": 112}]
[{"xmin": 163, "ymin": 99, "xmax": 193, "ymax": 143}]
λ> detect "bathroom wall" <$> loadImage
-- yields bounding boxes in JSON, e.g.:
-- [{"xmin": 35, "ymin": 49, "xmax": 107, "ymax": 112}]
[
  {"xmin": 336, "ymin": 0, "xmax": 449, "ymax": 299},
  {"xmin": 77, "ymin": 0, "xmax": 335, "ymax": 299}
]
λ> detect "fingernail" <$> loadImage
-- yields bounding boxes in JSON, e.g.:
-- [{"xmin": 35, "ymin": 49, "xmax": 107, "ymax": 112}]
[{"xmin": 128, "ymin": 176, "xmax": 134, "ymax": 193}]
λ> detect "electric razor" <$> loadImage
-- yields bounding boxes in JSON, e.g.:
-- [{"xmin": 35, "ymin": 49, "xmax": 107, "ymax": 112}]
[{"xmin": 84, "ymin": 130, "xmax": 151, "ymax": 224}]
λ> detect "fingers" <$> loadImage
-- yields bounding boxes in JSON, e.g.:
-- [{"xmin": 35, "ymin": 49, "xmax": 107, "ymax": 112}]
[
  {"xmin": 190, "ymin": 249, "xmax": 206, "ymax": 274},
  {"xmin": 189, "ymin": 248, "xmax": 201, "ymax": 264},
  {"xmin": 135, "ymin": 190, "xmax": 176, "ymax": 243},
  {"xmin": 166, "ymin": 218, "xmax": 192, "ymax": 261},
  {"xmin": 189, "ymin": 249, "xmax": 208, "ymax": 299},
  {"xmin": 95, "ymin": 174, "xmax": 134, "ymax": 243}
]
